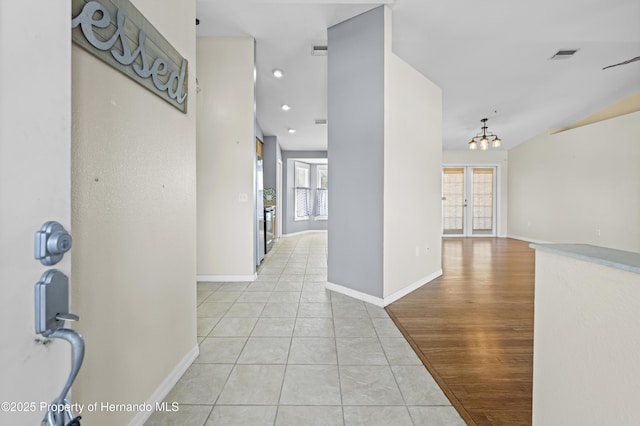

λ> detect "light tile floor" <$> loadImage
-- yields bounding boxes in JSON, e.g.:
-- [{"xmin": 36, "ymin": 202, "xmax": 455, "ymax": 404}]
[{"xmin": 146, "ymin": 232, "xmax": 465, "ymax": 426}]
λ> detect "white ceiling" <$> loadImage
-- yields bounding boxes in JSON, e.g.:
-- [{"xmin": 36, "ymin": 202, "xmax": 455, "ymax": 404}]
[{"xmin": 196, "ymin": 0, "xmax": 640, "ymax": 151}]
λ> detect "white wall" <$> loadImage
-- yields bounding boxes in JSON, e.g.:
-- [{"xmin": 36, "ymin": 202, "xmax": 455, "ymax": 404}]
[
  {"xmin": 383, "ymin": 34, "xmax": 443, "ymax": 300},
  {"xmin": 71, "ymin": 1, "xmax": 197, "ymax": 424},
  {"xmin": 443, "ymin": 150, "xmax": 509, "ymax": 237},
  {"xmin": 533, "ymin": 250, "xmax": 640, "ymax": 425},
  {"xmin": 509, "ymin": 111, "xmax": 640, "ymax": 252},
  {"xmin": 196, "ymin": 37, "xmax": 257, "ymax": 280},
  {"xmin": 0, "ymin": 2, "xmax": 71, "ymax": 424}
]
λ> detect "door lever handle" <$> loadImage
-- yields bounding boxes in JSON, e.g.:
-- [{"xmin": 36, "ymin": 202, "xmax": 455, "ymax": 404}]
[
  {"xmin": 56, "ymin": 313, "xmax": 79, "ymax": 322},
  {"xmin": 41, "ymin": 328, "xmax": 85, "ymax": 426}
]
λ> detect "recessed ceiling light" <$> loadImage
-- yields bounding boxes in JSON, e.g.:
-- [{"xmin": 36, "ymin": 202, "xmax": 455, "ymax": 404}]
[
  {"xmin": 272, "ymin": 69, "xmax": 283, "ymax": 78},
  {"xmin": 288, "ymin": 128, "xmax": 296, "ymax": 134},
  {"xmin": 281, "ymin": 104, "xmax": 291, "ymax": 111}
]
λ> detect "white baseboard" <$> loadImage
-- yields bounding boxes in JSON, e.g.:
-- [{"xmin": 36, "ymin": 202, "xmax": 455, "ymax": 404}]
[
  {"xmin": 442, "ymin": 234, "xmax": 500, "ymax": 238},
  {"xmin": 326, "ymin": 282, "xmax": 384, "ymax": 307},
  {"xmin": 282, "ymin": 229, "xmax": 328, "ymax": 238},
  {"xmin": 197, "ymin": 273, "xmax": 257, "ymax": 282},
  {"xmin": 326, "ymin": 269, "xmax": 443, "ymax": 308},
  {"xmin": 128, "ymin": 344, "xmax": 199, "ymax": 426},
  {"xmin": 507, "ymin": 234, "xmax": 552, "ymax": 244},
  {"xmin": 382, "ymin": 269, "xmax": 443, "ymax": 306}
]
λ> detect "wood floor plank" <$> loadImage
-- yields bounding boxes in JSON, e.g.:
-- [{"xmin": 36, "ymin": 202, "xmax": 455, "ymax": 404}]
[{"xmin": 386, "ymin": 238, "xmax": 534, "ymax": 426}]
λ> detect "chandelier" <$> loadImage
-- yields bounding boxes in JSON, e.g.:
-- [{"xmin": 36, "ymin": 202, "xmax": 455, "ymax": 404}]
[{"xmin": 468, "ymin": 118, "xmax": 501, "ymax": 150}]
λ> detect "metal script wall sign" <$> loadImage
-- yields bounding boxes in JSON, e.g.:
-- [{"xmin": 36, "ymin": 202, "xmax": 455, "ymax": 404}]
[{"xmin": 72, "ymin": 0, "xmax": 188, "ymax": 113}]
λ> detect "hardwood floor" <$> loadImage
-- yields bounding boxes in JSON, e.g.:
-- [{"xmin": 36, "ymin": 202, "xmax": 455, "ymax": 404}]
[{"xmin": 386, "ymin": 238, "xmax": 534, "ymax": 426}]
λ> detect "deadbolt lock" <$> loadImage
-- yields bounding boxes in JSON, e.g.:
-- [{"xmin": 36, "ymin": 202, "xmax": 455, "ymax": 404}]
[{"xmin": 35, "ymin": 221, "xmax": 72, "ymax": 266}]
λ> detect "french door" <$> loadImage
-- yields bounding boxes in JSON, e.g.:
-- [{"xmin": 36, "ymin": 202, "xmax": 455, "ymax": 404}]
[{"xmin": 442, "ymin": 166, "xmax": 497, "ymax": 236}]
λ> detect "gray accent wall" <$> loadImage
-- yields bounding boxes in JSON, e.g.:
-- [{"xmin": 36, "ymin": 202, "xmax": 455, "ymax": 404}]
[
  {"xmin": 263, "ymin": 135, "xmax": 278, "ymax": 190},
  {"xmin": 281, "ymin": 150, "xmax": 328, "ymax": 235},
  {"xmin": 327, "ymin": 7, "xmax": 385, "ymax": 298}
]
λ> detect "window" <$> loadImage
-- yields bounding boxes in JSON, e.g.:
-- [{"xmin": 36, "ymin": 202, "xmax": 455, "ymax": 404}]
[
  {"xmin": 315, "ymin": 165, "xmax": 328, "ymax": 219},
  {"xmin": 294, "ymin": 162, "xmax": 311, "ymax": 220}
]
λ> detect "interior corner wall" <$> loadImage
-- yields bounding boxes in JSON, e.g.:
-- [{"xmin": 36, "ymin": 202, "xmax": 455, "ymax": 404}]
[
  {"xmin": 71, "ymin": 1, "xmax": 197, "ymax": 424},
  {"xmin": 281, "ymin": 151, "xmax": 329, "ymax": 235},
  {"xmin": 443, "ymin": 150, "xmax": 509, "ymax": 237},
  {"xmin": 328, "ymin": 6, "xmax": 385, "ymax": 298},
  {"xmin": 196, "ymin": 37, "xmax": 257, "ymax": 278},
  {"xmin": 508, "ymin": 111, "xmax": 640, "ymax": 252},
  {"xmin": 383, "ymin": 46, "xmax": 443, "ymax": 299}
]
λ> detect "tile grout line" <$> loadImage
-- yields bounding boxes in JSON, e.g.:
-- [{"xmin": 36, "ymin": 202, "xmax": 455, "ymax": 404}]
[
  {"xmin": 188, "ymin": 233, "xmax": 460, "ymax": 425},
  {"xmin": 330, "ymin": 289, "xmax": 347, "ymax": 426},
  {"xmin": 370, "ymin": 307, "xmax": 416, "ymax": 425}
]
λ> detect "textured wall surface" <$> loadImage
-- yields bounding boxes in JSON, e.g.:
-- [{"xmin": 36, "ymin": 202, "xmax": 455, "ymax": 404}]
[
  {"xmin": 533, "ymin": 250, "xmax": 640, "ymax": 425},
  {"xmin": 71, "ymin": 1, "xmax": 198, "ymax": 424}
]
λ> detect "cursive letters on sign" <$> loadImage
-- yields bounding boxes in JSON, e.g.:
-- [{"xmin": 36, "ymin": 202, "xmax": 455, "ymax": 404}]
[{"xmin": 72, "ymin": 0, "xmax": 188, "ymax": 111}]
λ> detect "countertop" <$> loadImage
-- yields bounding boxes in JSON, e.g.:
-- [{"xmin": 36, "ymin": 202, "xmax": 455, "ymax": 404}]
[{"xmin": 530, "ymin": 243, "xmax": 640, "ymax": 274}]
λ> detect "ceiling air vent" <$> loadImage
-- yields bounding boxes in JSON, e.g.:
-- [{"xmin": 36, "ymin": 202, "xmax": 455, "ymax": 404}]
[
  {"xmin": 312, "ymin": 45, "xmax": 328, "ymax": 56},
  {"xmin": 315, "ymin": 119, "xmax": 328, "ymax": 125},
  {"xmin": 549, "ymin": 49, "xmax": 579, "ymax": 60}
]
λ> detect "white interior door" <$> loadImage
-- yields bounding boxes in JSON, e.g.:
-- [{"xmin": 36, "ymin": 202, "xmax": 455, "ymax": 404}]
[
  {"xmin": 442, "ymin": 166, "xmax": 497, "ymax": 236},
  {"xmin": 0, "ymin": 1, "xmax": 72, "ymax": 423}
]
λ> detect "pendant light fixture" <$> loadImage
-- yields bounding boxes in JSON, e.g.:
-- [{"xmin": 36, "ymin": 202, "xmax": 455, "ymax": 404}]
[{"xmin": 468, "ymin": 118, "xmax": 502, "ymax": 150}]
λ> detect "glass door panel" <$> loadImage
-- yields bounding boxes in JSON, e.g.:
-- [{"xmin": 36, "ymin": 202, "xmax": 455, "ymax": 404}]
[
  {"xmin": 471, "ymin": 168, "xmax": 494, "ymax": 235},
  {"xmin": 442, "ymin": 168, "xmax": 465, "ymax": 235}
]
